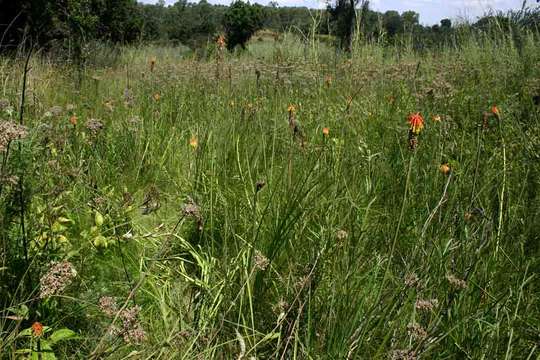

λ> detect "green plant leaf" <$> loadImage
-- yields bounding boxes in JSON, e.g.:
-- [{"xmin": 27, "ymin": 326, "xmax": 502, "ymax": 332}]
[
  {"xmin": 32, "ymin": 340, "xmax": 56, "ymax": 360},
  {"xmin": 95, "ymin": 211, "xmax": 104, "ymax": 227},
  {"xmin": 51, "ymin": 221, "xmax": 67, "ymax": 233},
  {"xmin": 50, "ymin": 328, "xmax": 77, "ymax": 344}
]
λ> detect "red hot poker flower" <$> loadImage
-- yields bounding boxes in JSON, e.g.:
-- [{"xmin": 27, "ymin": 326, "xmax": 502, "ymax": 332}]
[
  {"xmin": 32, "ymin": 322, "xmax": 44, "ymax": 337},
  {"xmin": 408, "ymin": 113, "xmax": 424, "ymax": 135}
]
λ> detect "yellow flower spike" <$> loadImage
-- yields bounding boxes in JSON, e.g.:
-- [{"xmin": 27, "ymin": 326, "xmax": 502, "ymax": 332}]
[{"xmin": 287, "ymin": 104, "xmax": 296, "ymax": 114}]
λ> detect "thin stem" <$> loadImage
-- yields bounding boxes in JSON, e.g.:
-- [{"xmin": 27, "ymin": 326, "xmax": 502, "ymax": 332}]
[
  {"xmin": 378, "ymin": 153, "xmax": 414, "ymax": 301},
  {"xmin": 18, "ymin": 47, "xmax": 32, "ymax": 274}
]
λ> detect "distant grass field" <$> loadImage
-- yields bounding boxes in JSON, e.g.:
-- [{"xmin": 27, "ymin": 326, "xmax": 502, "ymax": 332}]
[{"xmin": 1, "ymin": 31, "xmax": 539, "ymax": 359}]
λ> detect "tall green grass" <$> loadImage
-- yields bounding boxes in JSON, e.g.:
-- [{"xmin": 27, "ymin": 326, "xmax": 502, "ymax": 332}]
[{"xmin": 1, "ymin": 28, "xmax": 539, "ymax": 359}]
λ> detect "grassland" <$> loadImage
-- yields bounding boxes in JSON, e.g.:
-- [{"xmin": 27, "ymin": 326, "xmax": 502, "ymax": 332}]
[{"xmin": 1, "ymin": 32, "xmax": 540, "ymax": 359}]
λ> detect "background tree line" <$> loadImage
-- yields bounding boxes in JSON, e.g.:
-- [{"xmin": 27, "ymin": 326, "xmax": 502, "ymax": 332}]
[{"xmin": 1, "ymin": 0, "xmax": 539, "ymax": 54}]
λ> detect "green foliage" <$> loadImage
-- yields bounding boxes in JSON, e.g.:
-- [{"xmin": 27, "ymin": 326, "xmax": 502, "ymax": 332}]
[
  {"xmin": 383, "ymin": 10, "xmax": 403, "ymax": 37},
  {"xmin": 0, "ymin": 0, "xmax": 140, "ymax": 53},
  {"xmin": 17, "ymin": 325, "xmax": 77, "ymax": 359},
  {"xmin": 223, "ymin": 1, "xmax": 264, "ymax": 50},
  {"xmin": 1, "ymin": 10, "xmax": 540, "ymax": 360},
  {"xmin": 165, "ymin": 0, "xmax": 225, "ymax": 48}
]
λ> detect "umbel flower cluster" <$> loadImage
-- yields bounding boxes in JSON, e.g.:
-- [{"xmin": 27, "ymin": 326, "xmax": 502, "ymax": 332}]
[
  {"xmin": 99, "ymin": 296, "xmax": 146, "ymax": 344},
  {"xmin": 0, "ymin": 120, "xmax": 28, "ymax": 152},
  {"xmin": 39, "ymin": 261, "xmax": 77, "ymax": 299}
]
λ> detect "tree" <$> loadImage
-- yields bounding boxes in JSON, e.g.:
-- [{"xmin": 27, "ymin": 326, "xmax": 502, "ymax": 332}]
[
  {"xmin": 327, "ymin": 0, "xmax": 360, "ymax": 51},
  {"xmin": 382, "ymin": 10, "xmax": 403, "ymax": 37},
  {"xmin": 223, "ymin": 1, "xmax": 263, "ymax": 51},
  {"xmin": 402, "ymin": 11, "xmax": 419, "ymax": 32},
  {"xmin": 440, "ymin": 18, "xmax": 452, "ymax": 29},
  {"xmin": 0, "ymin": 0, "xmax": 142, "ymax": 53},
  {"xmin": 91, "ymin": 0, "xmax": 141, "ymax": 42}
]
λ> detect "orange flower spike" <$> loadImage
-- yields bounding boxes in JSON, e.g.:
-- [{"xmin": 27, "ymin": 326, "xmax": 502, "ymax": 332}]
[
  {"xmin": 408, "ymin": 113, "xmax": 425, "ymax": 135},
  {"xmin": 149, "ymin": 57, "xmax": 156, "ymax": 72},
  {"xmin": 32, "ymin": 322, "xmax": 44, "ymax": 337},
  {"xmin": 216, "ymin": 35, "xmax": 226, "ymax": 51},
  {"xmin": 322, "ymin": 127, "xmax": 330, "ymax": 137},
  {"xmin": 189, "ymin": 136, "xmax": 198, "ymax": 149},
  {"xmin": 69, "ymin": 115, "xmax": 78, "ymax": 126},
  {"xmin": 153, "ymin": 93, "xmax": 161, "ymax": 102},
  {"xmin": 491, "ymin": 105, "xmax": 500, "ymax": 118},
  {"xmin": 439, "ymin": 163, "xmax": 451, "ymax": 176}
]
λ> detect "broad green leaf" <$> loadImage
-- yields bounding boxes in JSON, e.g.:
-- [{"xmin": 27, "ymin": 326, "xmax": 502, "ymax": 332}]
[{"xmin": 50, "ymin": 328, "xmax": 77, "ymax": 344}]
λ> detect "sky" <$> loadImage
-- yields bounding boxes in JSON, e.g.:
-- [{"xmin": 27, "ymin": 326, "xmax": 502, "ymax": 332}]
[{"xmin": 139, "ymin": 0, "xmax": 538, "ymax": 25}]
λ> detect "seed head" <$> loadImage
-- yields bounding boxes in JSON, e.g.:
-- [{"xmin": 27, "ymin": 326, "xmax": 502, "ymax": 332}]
[
  {"xmin": 324, "ymin": 75, "xmax": 332, "ymax": 87},
  {"xmin": 390, "ymin": 349, "xmax": 417, "ymax": 360},
  {"xmin": 85, "ymin": 119, "xmax": 104, "ymax": 135},
  {"xmin": 336, "ymin": 229, "xmax": 348, "ymax": 241},
  {"xmin": 182, "ymin": 196, "xmax": 203, "ymax": 231},
  {"xmin": 0, "ymin": 98, "xmax": 10, "ymax": 111},
  {"xmin": 446, "ymin": 274, "xmax": 468, "ymax": 290},
  {"xmin": 124, "ymin": 88, "xmax": 134, "ymax": 107},
  {"xmin": 253, "ymin": 250, "xmax": 269, "ymax": 271},
  {"xmin": 415, "ymin": 298, "xmax": 439, "ymax": 312},
  {"xmin": 407, "ymin": 322, "xmax": 427, "ymax": 340},
  {"xmin": 408, "ymin": 130, "xmax": 418, "ymax": 150},
  {"xmin": 404, "ymin": 273, "xmax": 420, "ymax": 289}
]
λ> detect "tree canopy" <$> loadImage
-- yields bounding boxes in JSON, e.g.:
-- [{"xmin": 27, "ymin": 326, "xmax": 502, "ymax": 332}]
[
  {"xmin": 1, "ymin": 0, "xmax": 538, "ymax": 54},
  {"xmin": 223, "ymin": 1, "xmax": 264, "ymax": 50}
]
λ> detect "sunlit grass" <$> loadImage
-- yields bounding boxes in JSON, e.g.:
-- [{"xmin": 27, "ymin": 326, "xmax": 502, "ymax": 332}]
[{"xmin": 1, "ymin": 32, "xmax": 539, "ymax": 359}]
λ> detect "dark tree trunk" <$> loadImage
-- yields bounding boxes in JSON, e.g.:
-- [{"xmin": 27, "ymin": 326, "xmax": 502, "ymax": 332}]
[{"xmin": 346, "ymin": 0, "xmax": 356, "ymax": 52}]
